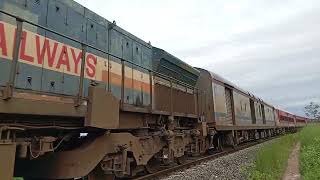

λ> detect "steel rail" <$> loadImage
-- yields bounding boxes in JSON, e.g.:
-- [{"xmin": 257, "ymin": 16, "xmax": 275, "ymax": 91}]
[{"xmin": 134, "ymin": 137, "xmax": 279, "ymax": 180}]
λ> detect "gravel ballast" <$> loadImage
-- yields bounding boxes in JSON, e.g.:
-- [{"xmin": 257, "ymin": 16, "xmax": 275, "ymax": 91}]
[{"xmin": 160, "ymin": 140, "xmax": 275, "ymax": 180}]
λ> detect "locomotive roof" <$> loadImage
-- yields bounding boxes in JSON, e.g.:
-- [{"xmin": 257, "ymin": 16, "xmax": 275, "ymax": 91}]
[
  {"xmin": 153, "ymin": 48, "xmax": 199, "ymax": 74},
  {"xmin": 152, "ymin": 47, "xmax": 200, "ymax": 86},
  {"xmin": 59, "ymin": 0, "xmax": 152, "ymax": 49}
]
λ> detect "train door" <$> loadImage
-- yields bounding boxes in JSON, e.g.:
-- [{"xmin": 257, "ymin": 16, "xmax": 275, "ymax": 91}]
[
  {"xmin": 225, "ymin": 87, "xmax": 235, "ymax": 125},
  {"xmin": 261, "ymin": 104, "xmax": 266, "ymax": 124},
  {"xmin": 250, "ymin": 99, "xmax": 256, "ymax": 124}
]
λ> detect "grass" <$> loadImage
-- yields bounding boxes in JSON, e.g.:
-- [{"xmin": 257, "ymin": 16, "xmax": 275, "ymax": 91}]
[
  {"xmin": 245, "ymin": 133, "xmax": 298, "ymax": 180},
  {"xmin": 299, "ymin": 124, "xmax": 320, "ymax": 180},
  {"xmin": 246, "ymin": 124, "xmax": 320, "ymax": 180}
]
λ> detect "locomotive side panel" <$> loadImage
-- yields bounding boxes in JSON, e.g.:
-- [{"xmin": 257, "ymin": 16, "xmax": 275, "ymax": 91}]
[
  {"xmin": 0, "ymin": 0, "xmax": 153, "ymax": 108},
  {"xmin": 0, "ymin": 15, "xmax": 15, "ymax": 87},
  {"xmin": 153, "ymin": 75, "xmax": 197, "ymax": 115},
  {"xmin": 0, "ymin": 0, "xmax": 48, "ymax": 90},
  {"xmin": 172, "ymin": 85, "xmax": 196, "ymax": 114},
  {"xmin": 152, "ymin": 48, "xmax": 199, "ymax": 116},
  {"xmin": 153, "ymin": 77, "xmax": 171, "ymax": 112}
]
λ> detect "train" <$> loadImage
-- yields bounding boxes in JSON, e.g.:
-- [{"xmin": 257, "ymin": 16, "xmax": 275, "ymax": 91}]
[{"xmin": 0, "ymin": 0, "xmax": 308, "ymax": 179}]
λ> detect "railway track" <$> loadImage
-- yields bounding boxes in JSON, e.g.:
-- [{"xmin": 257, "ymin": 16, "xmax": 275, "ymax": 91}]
[{"xmin": 133, "ymin": 137, "xmax": 277, "ymax": 180}]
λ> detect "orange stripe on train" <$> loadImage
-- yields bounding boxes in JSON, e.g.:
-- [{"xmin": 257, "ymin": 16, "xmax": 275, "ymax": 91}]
[
  {"xmin": 0, "ymin": 21, "xmax": 151, "ymax": 93},
  {"xmin": 101, "ymin": 70, "xmax": 151, "ymax": 93}
]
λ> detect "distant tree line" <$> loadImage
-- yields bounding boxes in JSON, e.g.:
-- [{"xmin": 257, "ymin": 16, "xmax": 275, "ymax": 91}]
[{"xmin": 305, "ymin": 102, "xmax": 320, "ymax": 121}]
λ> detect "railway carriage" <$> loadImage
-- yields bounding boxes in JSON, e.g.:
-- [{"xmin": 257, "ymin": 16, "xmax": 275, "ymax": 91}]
[
  {"xmin": 196, "ymin": 68, "xmax": 278, "ymax": 145},
  {"xmin": 197, "ymin": 69, "xmax": 277, "ymax": 129},
  {"xmin": 277, "ymin": 110, "xmax": 296, "ymax": 131},
  {"xmin": 295, "ymin": 115, "xmax": 307, "ymax": 127},
  {"xmin": 0, "ymin": 0, "xmax": 308, "ymax": 179}
]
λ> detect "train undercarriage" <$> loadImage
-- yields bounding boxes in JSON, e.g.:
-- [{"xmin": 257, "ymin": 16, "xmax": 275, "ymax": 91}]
[
  {"xmin": 1, "ymin": 125, "xmax": 291, "ymax": 179},
  {"xmin": 0, "ymin": 86, "xmax": 295, "ymax": 180}
]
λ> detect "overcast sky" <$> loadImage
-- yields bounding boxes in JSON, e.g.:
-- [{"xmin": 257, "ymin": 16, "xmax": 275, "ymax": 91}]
[{"xmin": 75, "ymin": 0, "xmax": 320, "ymax": 116}]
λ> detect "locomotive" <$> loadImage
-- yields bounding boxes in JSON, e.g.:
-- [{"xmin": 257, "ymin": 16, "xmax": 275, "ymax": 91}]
[{"xmin": 0, "ymin": 0, "xmax": 308, "ymax": 179}]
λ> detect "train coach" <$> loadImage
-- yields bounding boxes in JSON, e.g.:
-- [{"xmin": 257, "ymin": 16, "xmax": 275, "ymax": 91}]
[
  {"xmin": 277, "ymin": 110, "xmax": 297, "ymax": 131},
  {"xmin": 196, "ymin": 68, "xmax": 280, "ymax": 147},
  {"xmin": 0, "ymin": 0, "xmax": 307, "ymax": 180},
  {"xmin": 295, "ymin": 115, "xmax": 308, "ymax": 127}
]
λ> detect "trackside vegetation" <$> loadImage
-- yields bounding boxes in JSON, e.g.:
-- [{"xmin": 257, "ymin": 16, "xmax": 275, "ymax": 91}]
[
  {"xmin": 246, "ymin": 134, "xmax": 297, "ymax": 180},
  {"xmin": 299, "ymin": 124, "xmax": 320, "ymax": 180},
  {"xmin": 245, "ymin": 124, "xmax": 320, "ymax": 180}
]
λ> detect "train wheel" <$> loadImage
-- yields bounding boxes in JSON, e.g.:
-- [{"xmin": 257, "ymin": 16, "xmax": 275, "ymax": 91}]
[
  {"xmin": 177, "ymin": 155, "xmax": 187, "ymax": 165},
  {"xmin": 85, "ymin": 166, "xmax": 115, "ymax": 180},
  {"xmin": 217, "ymin": 136, "xmax": 223, "ymax": 151},
  {"xmin": 145, "ymin": 158, "xmax": 161, "ymax": 174}
]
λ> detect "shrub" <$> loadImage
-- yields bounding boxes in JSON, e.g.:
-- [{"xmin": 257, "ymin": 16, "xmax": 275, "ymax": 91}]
[{"xmin": 299, "ymin": 125, "xmax": 320, "ymax": 180}]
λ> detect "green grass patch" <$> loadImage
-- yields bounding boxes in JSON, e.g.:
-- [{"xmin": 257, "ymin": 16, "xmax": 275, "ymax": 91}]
[
  {"xmin": 299, "ymin": 124, "xmax": 320, "ymax": 180},
  {"xmin": 245, "ymin": 134, "xmax": 298, "ymax": 180},
  {"xmin": 245, "ymin": 124, "xmax": 320, "ymax": 180}
]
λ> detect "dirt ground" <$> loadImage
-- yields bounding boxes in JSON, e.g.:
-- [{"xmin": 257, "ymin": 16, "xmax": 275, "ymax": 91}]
[{"xmin": 282, "ymin": 142, "xmax": 301, "ymax": 180}]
